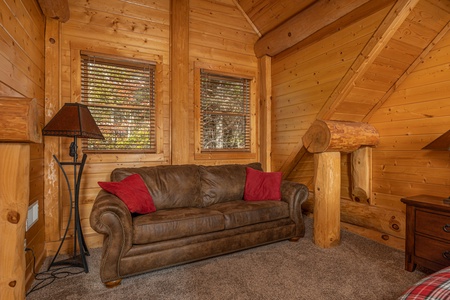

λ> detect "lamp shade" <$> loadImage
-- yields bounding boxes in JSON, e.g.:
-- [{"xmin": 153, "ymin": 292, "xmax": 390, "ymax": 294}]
[
  {"xmin": 422, "ymin": 130, "xmax": 450, "ymax": 151},
  {"xmin": 42, "ymin": 103, "xmax": 104, "ymax": 139}
]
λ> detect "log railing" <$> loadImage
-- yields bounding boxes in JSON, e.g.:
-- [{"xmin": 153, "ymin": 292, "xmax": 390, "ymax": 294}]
[{"xmin": 303, "ymin": 119, "xmax": 379, "ymax": 248}]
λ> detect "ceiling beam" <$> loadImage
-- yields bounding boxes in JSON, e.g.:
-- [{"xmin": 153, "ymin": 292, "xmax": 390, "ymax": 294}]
[
  {"xmin": 274, "ymin": 0, "xmax": 395, "ymax": 60},
  {"xmin": 37, "ymin": 0, "xmax": 70, "ymax": 23},
  {"xmin": 317, "ymin": 0, "xmax": 421, "ymax": 120},
  {"xmin": 254, "ymin": 0, "xmax": 373, "ymax": 58}
]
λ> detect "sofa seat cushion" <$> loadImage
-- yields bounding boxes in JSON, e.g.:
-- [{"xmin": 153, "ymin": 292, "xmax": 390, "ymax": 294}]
[
  {"xmin": 132, "ymin": 207, "xmax": 225, "ymax": 244},
  {"xmin": 209, "ymin": 200, "xmax": 290, "ymax": 229}
]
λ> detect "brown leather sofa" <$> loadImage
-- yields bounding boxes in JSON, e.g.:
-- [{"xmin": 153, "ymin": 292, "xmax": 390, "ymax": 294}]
[{"xmin": 90, "ymin": 163, "xmax": 308, "ymax": 287}]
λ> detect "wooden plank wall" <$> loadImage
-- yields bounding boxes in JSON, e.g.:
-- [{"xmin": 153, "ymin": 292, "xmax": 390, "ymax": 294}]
[
  {"xmin": 45, "ymin": 0, "xmax": 172, "ymax": 254},
  {"xmin": 271, "ymin": 7, "xmax": 390, "ymax": 188},
  {"xmin": 189, "ymin": 0, "xmax": 259, "ymax": 164},
  {"xmin": 370, "ymin": 30, "xmax": 450, "ymax": 210},
  {"xmin": 42, "ymin": 0, "xmax": 260, "ymax": 256},
  {"xmin": 0, "ymin": 0, "xmax": 46, "ymax": 291},
  {"xmin": 272, "ymin": 2, "xmax": 450, "ymax": 249}
]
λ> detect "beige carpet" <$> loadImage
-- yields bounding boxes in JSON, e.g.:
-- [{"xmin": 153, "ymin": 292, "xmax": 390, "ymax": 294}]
[{"xmin": 26, "ymin": 216, "xmax": 429, "ymax": 300}]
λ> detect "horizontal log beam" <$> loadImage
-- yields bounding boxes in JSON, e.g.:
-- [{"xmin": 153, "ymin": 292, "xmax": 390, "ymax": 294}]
[
  {"xmin": 302, "ymin": 194, "xmax": 406, "ymax": 240},
  {"xmin": 303, "ymin": 120, "xmax": 379, "ymax": 153},
  {"xmin": 0, "ymin": 97, "xmax": 41, "ymax": 143},
  {"xmin": 37, "ymin": 0, "xmax": 70, "ymax": 23},
  {"xmin": 254, "ymin": 0, "xmax": 376, "ymax": 57}
]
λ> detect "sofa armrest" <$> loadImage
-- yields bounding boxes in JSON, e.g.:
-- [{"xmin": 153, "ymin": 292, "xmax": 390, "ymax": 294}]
[
  {"xmin": 281, "ymin": 180, "xmax": 309, "ymax": 237},
  {"xmin": 90, "ymin": 190, "xmax": 133, "ymax": 282}
]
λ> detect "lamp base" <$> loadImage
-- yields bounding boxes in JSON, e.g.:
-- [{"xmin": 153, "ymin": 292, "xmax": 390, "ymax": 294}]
[
  {"xmin": 50, "ymin": 253, "xmax": 90, "ymax": 269},
  {"xmin": 443, "ymin": 197, "xmax": 450, "ymax": 205}
]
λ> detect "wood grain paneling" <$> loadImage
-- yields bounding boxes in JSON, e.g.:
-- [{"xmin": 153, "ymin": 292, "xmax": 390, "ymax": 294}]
[
  {"xmin": 189, "ymin": 0, "xmax": 259, "ymax": 165},
  {"xmin": 0, "ymin": 0, "xmax": 45, "ymax": 292},
  {"xmin": 43, "ymin": 0, "xmax": 261, "ymax": 260},
  {"xmin": 236, "ymin": 0, "xmax": 315, "ymax": 36},
  {"xmin": 271, "ymin": 9, "xmax": 383, "ymax": 171},
  {"xmin": 271, "ymin": 0, "xmax": 450, "ymax": 249},
  {"xmin": 53, "ymin": 0, "xmax": 171, "ymax": 252}
]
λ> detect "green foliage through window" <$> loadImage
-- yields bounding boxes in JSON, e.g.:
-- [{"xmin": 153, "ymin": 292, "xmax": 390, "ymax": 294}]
[
  {"xmin": 80, "ymin": 53, "xmax": 156, "ymax": 152},
  {"xmin": 200, "ymin": 70, "xmax": 251, "ymax": 151}
]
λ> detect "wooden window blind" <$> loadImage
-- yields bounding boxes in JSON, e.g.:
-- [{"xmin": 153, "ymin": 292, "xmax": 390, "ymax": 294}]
[
  {"xmin": 200, "ymin": 69, "xmax": 251, "ymax": 152},
  {"xmin": 80, "ymin": 53, "xmax": 156, "ymax": 153}
]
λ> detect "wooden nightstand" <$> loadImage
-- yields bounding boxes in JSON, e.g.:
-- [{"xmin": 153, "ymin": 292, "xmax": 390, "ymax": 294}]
[{"xmin": 402, "ymin": 195, "xmax": 450, "ymax": 272}]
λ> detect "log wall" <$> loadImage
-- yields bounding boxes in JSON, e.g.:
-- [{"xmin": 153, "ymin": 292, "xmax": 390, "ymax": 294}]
[{"xmin": 0, "ymin": 0, "xmax": 46, "ymax": 292}]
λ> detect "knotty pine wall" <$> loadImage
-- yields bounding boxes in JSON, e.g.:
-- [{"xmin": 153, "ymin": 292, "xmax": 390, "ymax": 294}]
[
  {"xmin": 271, "ymin": 7, "xmax": 389, "ymax": 183},
  {"xmin": 271, "ymin": 3, "xmax": 450, "ymax": 249},
  {"xmin": 369, "ymin": 29, "xmax": 450, "ymax": 222},
  {"xmin": 0, "ymin": 0, "xmax": 46, "ymax": 290},
  {"xmin": 48, "ymin": 0, "xmax": 172, "ymax": 256},
  {"xmin": 189, "ymin": 0, "xmax": 260, "ymax": 164},
  {"xmin": 44, "ymin": 0, "xmax": 260, "ymax": 259}
]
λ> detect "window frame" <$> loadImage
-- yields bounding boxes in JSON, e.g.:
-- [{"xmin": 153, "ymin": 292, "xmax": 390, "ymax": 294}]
[
  {"xmin": 194, "ymin": 62, "xmax": 257, "ymax": 160},
  {"xmin": 80, "ymin": 52, "xmax": 157, "ymax": 153},
  {"xmin": 71, "ymin": 48, "xmax": 165, "ymax": 162}
]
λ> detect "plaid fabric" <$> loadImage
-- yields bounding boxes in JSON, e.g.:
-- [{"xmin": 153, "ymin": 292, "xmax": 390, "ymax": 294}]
[{"xmin": 398, "ymin": 267, "xmax": 450, "ymax": 300}]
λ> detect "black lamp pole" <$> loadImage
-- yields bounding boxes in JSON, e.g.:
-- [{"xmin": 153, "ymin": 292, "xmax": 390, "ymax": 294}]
[
  {"xmin": 47, "ymin": 136, "xmax": 89, "ymax": 272},
  {"xmin": 42, "ymin": 103, "xmax": 104, "ymax": 273}
]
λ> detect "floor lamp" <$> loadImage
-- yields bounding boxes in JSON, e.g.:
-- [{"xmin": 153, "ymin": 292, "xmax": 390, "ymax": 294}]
[{"xmin": 42, "ymin": 103, "xmax": 104, "ymax": 273}]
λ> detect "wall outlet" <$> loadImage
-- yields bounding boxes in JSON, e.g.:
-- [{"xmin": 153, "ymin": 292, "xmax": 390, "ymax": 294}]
[{"xmin": 26, "ymin": 201, "xmax": 39, "ymax": 231}]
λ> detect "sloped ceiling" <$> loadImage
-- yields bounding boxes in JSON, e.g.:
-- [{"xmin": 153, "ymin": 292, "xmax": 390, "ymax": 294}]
[
  {"xmin": 236, "ymin": 0, "xmax": 316, "ymax": 36},
  {"xmin": 237, "ymin": 0, "xmax": 450, "ymax": 176}
]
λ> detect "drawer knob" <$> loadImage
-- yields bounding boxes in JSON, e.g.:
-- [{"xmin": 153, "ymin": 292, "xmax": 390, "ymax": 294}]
[
  {"xmin": 443, "ymin": 251, "xmax": 450, "ymax": 260},
  {"xmin": 443, "ymin": 224, "xmax": 450, "ymax": 233}
]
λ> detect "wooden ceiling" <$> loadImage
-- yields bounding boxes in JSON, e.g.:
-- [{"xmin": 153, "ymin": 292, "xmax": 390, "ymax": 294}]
[
  {"xmin": 237, "ymin": 0, "xmax": 397, "ymax": 57},
  {"xmin": 236, "ymin": 0, "xmax": 316, "ymax": 36}
]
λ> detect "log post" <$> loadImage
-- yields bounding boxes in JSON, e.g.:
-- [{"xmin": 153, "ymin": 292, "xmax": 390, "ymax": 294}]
[
  {"xmin": 0, "ymin": 97, "xmax": 41, "ymax": 299},
  {"xmin": 303, "ymin": 119, "xmax": 379, "ymax": 248},
  {"xmin": 351, "ymin": 146, "xmax": 372, "ymax": 204},
  {"xmin": 314, "ymin": 152, "xmax": 341, "ymax": 248},
  {"xmin": 259, "ymin": 55, "xmax": 272, "ymax": 171},
  {"xmin": 0, "ymin": 144, "xmax": 29, "ymax": 300}
]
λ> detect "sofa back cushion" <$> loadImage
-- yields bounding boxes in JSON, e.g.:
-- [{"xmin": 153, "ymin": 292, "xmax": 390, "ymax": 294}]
[
  {"xmin": 199, "ymin": 163, "xmax": 263, "ymax": 206},
  {"xmin": 111, "ymin": 165, "xmax": 202, "ymax": 209}
]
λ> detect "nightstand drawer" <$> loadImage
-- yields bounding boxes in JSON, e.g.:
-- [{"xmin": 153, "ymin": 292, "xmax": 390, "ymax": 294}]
[
  {"xmin": 416, "ymin": 210, "xmax": 450, "ymax": 241},
  {"xmin": 416, "ymin": 234, "xmax": 450, "ymax": 267}
]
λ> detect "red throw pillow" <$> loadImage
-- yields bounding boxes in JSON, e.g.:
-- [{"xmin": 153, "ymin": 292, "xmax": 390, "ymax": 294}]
[
  {"xmin": 244, "ymin": 167, "xmax": 282, "ymax": 201},
  {"xmin": 98, "ymin": 174, "xmax": 156, "ymax": 214}
]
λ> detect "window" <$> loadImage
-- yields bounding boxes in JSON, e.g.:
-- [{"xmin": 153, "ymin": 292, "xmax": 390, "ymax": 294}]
[
  {"xmin": 199, "ymin": 69, "xmax": 251, "ymax": 152},
  {"xmin": 80, "ymin": 53, "xmax": 156, "ymax": 153}
]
